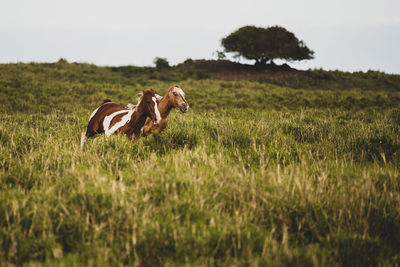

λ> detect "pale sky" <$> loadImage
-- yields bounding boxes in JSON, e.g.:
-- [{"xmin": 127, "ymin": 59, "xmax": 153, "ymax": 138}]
[{"xmin": 1, "ymin": 0, "xmax": 399, "ymax": 73}]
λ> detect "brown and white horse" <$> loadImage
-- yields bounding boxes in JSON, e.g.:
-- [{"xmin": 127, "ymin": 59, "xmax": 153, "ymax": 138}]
[
  {"xmin": 81, "ymin": 89, "xmax": 161, "ymax": 148},
  {"xmin": 141, "ymin": 85, "xmax": 189, "ymax": 136}
]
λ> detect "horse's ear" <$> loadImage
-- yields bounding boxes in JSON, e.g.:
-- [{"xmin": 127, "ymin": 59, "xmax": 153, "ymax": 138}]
[{"xmin": 142, "ymin": 88, "xmax": 154, "ymax": 95}]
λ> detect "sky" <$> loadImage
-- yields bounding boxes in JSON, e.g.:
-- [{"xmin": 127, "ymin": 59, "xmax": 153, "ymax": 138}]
[{"xmin": 1, "ymin": 0, "xmax": 400, "ymax": 73}]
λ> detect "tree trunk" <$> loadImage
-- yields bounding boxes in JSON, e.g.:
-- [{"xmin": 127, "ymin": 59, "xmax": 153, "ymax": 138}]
[
  {"xmin": 255, "ymin": 57, "xmax": 269, "ymax": 68},
  {"xmin": 260, "ymin": 57, "xmax": 268, "ymax": 65}
]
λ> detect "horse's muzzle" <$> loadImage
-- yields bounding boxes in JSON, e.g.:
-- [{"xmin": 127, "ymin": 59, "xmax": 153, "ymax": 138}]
[{"xmin": 180, "ymin": 104, "xmax": 189, "ymax": 113}]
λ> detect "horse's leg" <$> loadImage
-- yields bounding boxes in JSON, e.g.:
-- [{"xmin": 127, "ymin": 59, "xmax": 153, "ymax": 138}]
[
  {"xmin": 145, "ymin": 132, "xmax": 154, "ymax": 139},
  {"xmin": 141, "ymin": 120, "xmax": 153, "ymax": 137},
  {"xmin": 131, "ymin": 132, "xmax": 141, "ymax": 141}
]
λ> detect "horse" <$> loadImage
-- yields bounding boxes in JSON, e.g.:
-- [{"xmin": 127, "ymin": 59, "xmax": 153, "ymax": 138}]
[
  {"xmin": 80, "ymin": 89, "xmax": 161, "ymax": 148},
  {"xmin": 140, "ymin": 85, "xmax": 189, "ymax": 136}
]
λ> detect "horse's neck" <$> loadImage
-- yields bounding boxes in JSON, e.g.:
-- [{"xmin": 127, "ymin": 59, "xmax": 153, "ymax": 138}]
[
  {"xmin": 159, "ymin": 93, "xmax": 172, "ymax": 118},
  {"xmin": 127, "ymin": 107, "xmax": 147, "ymax": 135}
]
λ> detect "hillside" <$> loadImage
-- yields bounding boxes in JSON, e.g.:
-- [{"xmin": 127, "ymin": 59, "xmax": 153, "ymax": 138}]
[
  {"xmin": 178, "ymin": 59, "xmax": 400, "ymax": 90},
  {"xmin": 0, "ymin": 61, "xmax": 400, "ymax": 266},
  {"xmin": 1, "ymin": 59, "xmax": 400, "ymax": 114}
]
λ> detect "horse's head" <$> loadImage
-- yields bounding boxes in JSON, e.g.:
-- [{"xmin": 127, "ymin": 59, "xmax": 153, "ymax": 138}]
[
  {"xmin": 141, "ymin": 89, "xmax": 162, "ymax": 125},
  {"xmin": 168, "ymin": 85, "xmax": 189, "ymax": 113}
]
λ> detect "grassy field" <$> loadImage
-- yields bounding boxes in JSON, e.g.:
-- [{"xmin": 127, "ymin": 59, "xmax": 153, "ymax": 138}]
[{"xmin": 1, "ymin": 61, "xmax": 400, "ymax": 266}]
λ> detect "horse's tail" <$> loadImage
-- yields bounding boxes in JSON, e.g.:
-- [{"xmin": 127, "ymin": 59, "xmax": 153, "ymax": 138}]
[
  {"xmin": 102, "ymin": 99, "xmax": 112, "ymax": 104},
  {"xmin": 80, "ymin": 132, "xmax": 87, "ymax": 149}
]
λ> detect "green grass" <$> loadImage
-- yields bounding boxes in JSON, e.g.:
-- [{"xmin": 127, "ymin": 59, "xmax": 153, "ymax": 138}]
[{"xmin": 0, "ymin": 62, "xmax": 400, "ymax": 266}]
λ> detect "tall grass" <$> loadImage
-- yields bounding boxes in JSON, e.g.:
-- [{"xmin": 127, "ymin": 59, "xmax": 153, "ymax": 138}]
[{"xmin": 0, "ymin": 62, "xmax": 400, "ymax": 266}]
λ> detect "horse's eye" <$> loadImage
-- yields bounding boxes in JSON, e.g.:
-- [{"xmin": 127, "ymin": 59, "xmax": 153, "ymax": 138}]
[{"xmin": 173, "ymin": 92, "xmax": 178, "ymax": 96}]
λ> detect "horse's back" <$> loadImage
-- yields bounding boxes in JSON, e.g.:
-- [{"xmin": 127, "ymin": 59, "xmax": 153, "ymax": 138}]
[{"xmin": 86, "ymin": 102, "xmax": 129, "ymax": 137}]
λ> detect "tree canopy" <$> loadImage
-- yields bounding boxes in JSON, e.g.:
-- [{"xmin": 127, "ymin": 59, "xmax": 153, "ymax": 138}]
[
  {"xmin": 221, "ymin": 25, "xmax": 314, "ymax": 66},
  {"xmin": 154, "ymin": 57, "xmax": 170, "ymax": 70}
]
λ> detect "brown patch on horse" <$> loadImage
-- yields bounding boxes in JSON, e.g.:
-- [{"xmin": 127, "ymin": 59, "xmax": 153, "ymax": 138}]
[
  {"xmin": 81, "ymin": 89, "xmax": 161, "ymax": 148},
  {"xmin": 109, "ymin": 111, "xmax": 129, "ymax": 129},
  {"xmin": 85, "ymin": 102, "xmax": 127, "ymax": 138}
]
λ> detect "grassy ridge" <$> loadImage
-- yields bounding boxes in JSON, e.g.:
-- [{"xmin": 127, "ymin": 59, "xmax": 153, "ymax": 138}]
[
  {"xmin": 1, "ymin": 62, "xmax": 400, "ymax": 266},
  {"xmin": 1, "ymin": 61, "xmax": 400, "ymax": 114}
]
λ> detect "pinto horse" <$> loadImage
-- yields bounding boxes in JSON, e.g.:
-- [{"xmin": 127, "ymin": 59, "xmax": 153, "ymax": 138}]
[
  {"xmin": 141, "ymin": 86, "xmax": 189, "ymax": 136},
  {"xmin": 81, "ymin": 89, "xmax": 161, "ymax": 148}
]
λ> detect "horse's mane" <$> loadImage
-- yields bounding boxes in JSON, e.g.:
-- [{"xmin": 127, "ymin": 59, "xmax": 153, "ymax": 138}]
[
  {"xmin": 126, "ymin": 103, "xmax": 136, "ymax": 110},
  {"xmin": 126, "ymin": 92, "xmax": 144, "ymax": 110},
  {"xmin": 126, "ymin": 93, "xmax": 162, "ymax": 110}
]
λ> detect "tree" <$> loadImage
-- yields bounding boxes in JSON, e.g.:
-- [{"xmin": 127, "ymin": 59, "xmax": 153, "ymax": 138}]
[
  {"xmin": 221, "ymin": 25, "xmax": 314, "ymax": 67},
  {"xmin": 214, "ymin": 50, "xmax": 226, "ymax": 60},
  {"xmin": 154, "ymin": 57, "xmax": 170, "ymax": 70}
]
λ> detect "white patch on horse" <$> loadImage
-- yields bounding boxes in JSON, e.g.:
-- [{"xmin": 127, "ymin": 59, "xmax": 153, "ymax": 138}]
[
  {"xmin": 107, "ymin": 110, "xmax": 135, "ymax": 136},
  {"xmin": 155, "ymin": 94, "xmax": 163, "ymax": 100},
  {"xmin": 152, "ymin": 97, "xmax": 162, "ymax": 123},
  {"xmin": 89, "ymin": 107, "xmax": 100, "ymax": 121},
  {"xmin": 177, "ymin": 88, "xmax": 186, "ymax": 99},
  {"xmin": 103, "ymin": 110, "xmax": 132, "ymax": 136}
]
